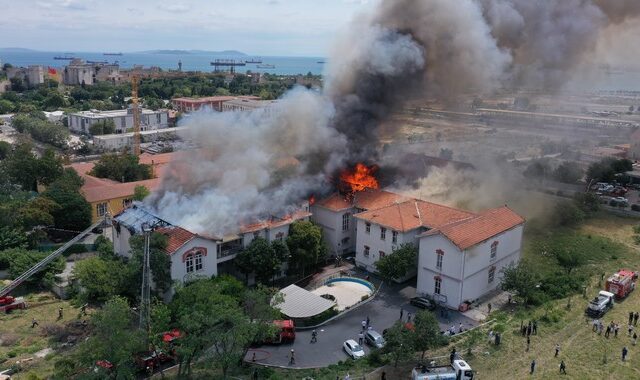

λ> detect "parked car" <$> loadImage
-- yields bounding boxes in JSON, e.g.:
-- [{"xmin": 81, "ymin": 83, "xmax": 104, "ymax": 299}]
[
  {"xmin": 365, "ymin": 330, "xmax": 385, "ymax": 348},
  {"xmin": 343, "ymin": 339, "xmax": 365, "ymax": 359},
  {"xmin": 410, "ymin": 296, "xmax": 436, "ymax": 310}
]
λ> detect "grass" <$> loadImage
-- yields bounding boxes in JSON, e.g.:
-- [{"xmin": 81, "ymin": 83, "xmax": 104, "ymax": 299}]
[{"xmin": 0, "ymin": 292, "xmax": 81, "ymax": 379}]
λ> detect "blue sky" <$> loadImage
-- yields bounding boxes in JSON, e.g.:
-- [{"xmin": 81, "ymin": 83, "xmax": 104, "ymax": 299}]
[{"xmin": 0, "ymin": 0, "xmax": 373, "ymax": 56}]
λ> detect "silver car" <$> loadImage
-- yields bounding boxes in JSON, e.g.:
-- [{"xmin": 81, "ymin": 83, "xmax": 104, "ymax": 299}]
[
  {"xmin": 365, "ymin": 330, "xmax": 385, "ymax": 348},
  {"xmin": 343, "ymin": 339, "xmax": 365, "ymax": 359}
]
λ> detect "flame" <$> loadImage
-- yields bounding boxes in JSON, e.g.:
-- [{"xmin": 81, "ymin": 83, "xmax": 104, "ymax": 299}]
[
  {"xmin": 340, "ymin": 163, "xmax": 379, "ymax": 193},
  {"xmin": 308, "ymin": 194, "xmax": 316, "ymax": 206}
]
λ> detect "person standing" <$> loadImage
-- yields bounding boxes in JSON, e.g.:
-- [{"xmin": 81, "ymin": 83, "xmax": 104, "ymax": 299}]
[
  {"xmin": 361, "ymin": 319, "xmax": 366, "ymax": 331},
  {"xmin": 358, "ymin": 332, "xmax": 364, "ymax": 346},
  {"xmin": 530, "ymin": 359, "xmax": 536, "ymax": 374},
  {"xmin": 289, "ymin": 349, "xmax": 295, "ymax": 365},
  {"xmin": 629, "ymin": 324, "xmax": 634, "ymax": 336},
  {"xmin": 555, "ymin": 343, "xmax": 560, "ymax": 357},
  {"xmin": 450, "ymin": 348, "xmax": 457, "ymax": 364},
  {"xmin": 311, "ymin": 329, "xmax": 317, "ymax": 343},
  {"xmin": 635, "ymin": 312, "xmax": 639, "ymax": 326},
  {"xmin": 400, "ymin": 308, "xmax": 404, "ymax": 321},
  {"xmin": 381, "ymin": 371, "xmax": 386, "ymax": 380},
  {"xmin": 533, "ymin": 320, "xmax": 538, "ymax": 335},
  {"xmin": 615, "ymin": 324, "xmax": 620, "ymax": 338},
  {"xmin": 366, "ymin": 316, "xmax": 370, "ymax": 328},
  {"xmin": 622, "ymin": 346, "xmax": 628, "ymax": 361},
  {"xmin": 58, "ymin": 307, "xmax": 63, "ymax": 320},
  {"xmin": 559, "ymin": 360, "xmax": 566, "ymax": 374},
  {"xmin": 407, "ymin": 312, "xmax": 412, "ymax": 323},
  {"xmin": 487, "ymin": 302, "xmax": 492, "ymax": 314},
  {"xmin": 31, "ymin": 318, "xmax": 39, "ymax": 328},
  {"xmin": 630, "ymin": 312, "xmax": 634, "ymax": 326},
  {"xmin": 526, "ymin": 336, "xmax": 531, "ymax": 352},
  {"xmin": 633, "ymin": 332, "xmax": 638, "ymax": 346},
  {"xmin": 605, "ymin": 324, "xmax": 611, "ymax": 338}
]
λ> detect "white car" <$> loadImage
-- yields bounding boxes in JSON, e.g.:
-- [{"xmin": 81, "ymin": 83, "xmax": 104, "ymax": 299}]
[{"xmin": 343, "ymin": 339, "xmax": 365, "ymax": 359}]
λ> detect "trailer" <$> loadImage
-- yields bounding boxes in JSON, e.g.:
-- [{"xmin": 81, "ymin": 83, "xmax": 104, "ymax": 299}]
[{"xmin": 606, "ymin": 269, "xmax": 638, "ymax": 299}]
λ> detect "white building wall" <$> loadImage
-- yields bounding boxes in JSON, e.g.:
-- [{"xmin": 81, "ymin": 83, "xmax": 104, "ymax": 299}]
[
  {"xmin": 354, "ymin": 218, "xmax": 419, "ymax": 273},
  {"xmin": 311, "ymin": 205, "xmax": 355, "ymax": 256},
  {"xmin": 170, "ymin": 237, "xmax": 219, "ymax": 283},
  {"xmin": 417, "ymin": 234, "xmax": 465, "ymax": 309},
  {"xmin": 27, "ymin": 66, "xmax": 44, "ymax": 86},
  {"xmin": 113, "ymin": 225, "xmax": 134, "ymax": 258}
]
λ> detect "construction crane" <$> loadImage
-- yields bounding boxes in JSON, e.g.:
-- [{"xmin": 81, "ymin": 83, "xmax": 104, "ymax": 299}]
[
  {"xmin": 0, "ymin": 216, "xmax": 109, "ymax": 300},
  {"xmin": 131, "ymin": 74, "xmax": 141, "ymax": 156}
]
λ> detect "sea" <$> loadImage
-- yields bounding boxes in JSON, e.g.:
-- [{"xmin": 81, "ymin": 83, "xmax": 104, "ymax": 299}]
[{"xmin": 0, "ymin": 51, "xmax": 326, "ymax": 76}]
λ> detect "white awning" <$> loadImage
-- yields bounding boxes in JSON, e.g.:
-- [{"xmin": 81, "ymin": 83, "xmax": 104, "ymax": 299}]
[{"xmin": 276, "ymin": 284, "xmax": 335, "ymax": 318}]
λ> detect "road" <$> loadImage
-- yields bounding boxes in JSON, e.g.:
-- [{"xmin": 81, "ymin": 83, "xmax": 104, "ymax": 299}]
[{"xmin": 245, "ymin": 279, "xmax": 477, "ymax": 368}]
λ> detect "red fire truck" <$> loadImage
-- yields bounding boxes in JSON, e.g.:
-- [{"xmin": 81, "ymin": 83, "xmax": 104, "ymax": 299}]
[
  {"xmin": 0, "ymin": 296, "xmax": 26, "ymax": 313},
  {"xmin": 265, "ymin": 320, "xmax": 295, "ymax": 344},
  {"xmin": 606, "ymin": 269, "xmax": 638, "ymax": 299}
]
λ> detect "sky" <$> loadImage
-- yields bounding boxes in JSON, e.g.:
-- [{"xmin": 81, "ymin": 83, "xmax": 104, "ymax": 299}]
[{"xmin": 0, "ymin": 0, "xmax": 374, "ymax": 57}]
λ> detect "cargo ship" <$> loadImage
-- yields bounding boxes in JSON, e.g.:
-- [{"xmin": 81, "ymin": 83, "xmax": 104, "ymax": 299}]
[
  {"xmin": 103, "ymin": 52, "xmax": 123, "ymax": 56},
  {"xmin": 53, "ymin": 56, "xmax": 75, "ymax": 60},
  {"xmin": 245, "ymin": 58, "xmax": 263, "ymax": 64}
]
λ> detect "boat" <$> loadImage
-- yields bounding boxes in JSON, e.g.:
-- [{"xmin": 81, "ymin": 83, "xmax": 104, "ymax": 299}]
[
  {"xmin": 87, "ymin": 60, "xmax": 109, "ymax": 64},
  {"xmin": 53, "ymin": 56, "xmax": 75, "ymax": 60},
  {"xmin": 317, "ymin": 61, "xmax": 326, "ymax": 64},
  {"xmin": 103, "ymin": 52, "xmax": 123, "ymax": 56},
  {"xmin": 245, "ymin": 58, "xmax": 263, "ymax": 64},
  {"xmin": 257, "ymin": 64, "xmax": 275, "ymax": 69}
]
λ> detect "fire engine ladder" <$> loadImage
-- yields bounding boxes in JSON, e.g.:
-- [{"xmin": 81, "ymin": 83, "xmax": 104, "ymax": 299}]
[{"xmin": 0, "ymin": 218, "xmax": 108, "ymax": 299}]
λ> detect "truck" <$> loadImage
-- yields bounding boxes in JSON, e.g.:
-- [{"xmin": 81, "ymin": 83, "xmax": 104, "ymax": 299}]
[
  {"xmin": 0, "ymin": 296, "xmax": 26, "ymax": 313},
  {"xmin": 585, "ymin": 290, "xmax": 615, "ymax": 317},
  {"xmin": 605, "ymin": 269, "xmax": 638, "ymax": 299},
  {"xmin": 412, "ymin": 360, "xmax": 474, "ymax": 380},
  {"xmin": 264, "ymin": 320, "xmax": 295, "ymax": 344}
]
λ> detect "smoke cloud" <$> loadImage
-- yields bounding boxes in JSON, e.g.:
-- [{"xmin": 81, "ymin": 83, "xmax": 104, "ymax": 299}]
[{"xmin": 149, "ymin": 0, "xmax": 640, "ymax": 235}]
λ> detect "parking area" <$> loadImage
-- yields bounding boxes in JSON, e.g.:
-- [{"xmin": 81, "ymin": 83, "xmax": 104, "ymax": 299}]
[{"xmin": 245, "ymin": 279, "xmax": 478, "ymax": 368}]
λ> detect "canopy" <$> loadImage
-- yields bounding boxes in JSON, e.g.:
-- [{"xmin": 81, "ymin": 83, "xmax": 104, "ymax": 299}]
[{"xmin": 276, "ymin": 284, "xmax": 335, "ymax": 318}]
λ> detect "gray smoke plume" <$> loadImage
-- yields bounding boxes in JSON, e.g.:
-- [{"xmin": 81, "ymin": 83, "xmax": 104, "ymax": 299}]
[{"xmin": 149, "ymin": 0, "xmax": 640, "ymax": 235}]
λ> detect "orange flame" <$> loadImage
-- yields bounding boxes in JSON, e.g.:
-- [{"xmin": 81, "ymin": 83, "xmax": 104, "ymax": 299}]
[{"xmin": 340, "ymin": 163, "xmax": 379, "ymax": 193}]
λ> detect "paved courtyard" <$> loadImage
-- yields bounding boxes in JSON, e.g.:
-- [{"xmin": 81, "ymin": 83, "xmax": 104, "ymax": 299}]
[{"xmin": 245, "ymin": 278, "xmax": 478, "ymax": 368}]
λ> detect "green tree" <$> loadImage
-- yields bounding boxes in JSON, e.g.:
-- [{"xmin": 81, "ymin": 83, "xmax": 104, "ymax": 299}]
[
  {"xmin": 0, "ymin": 227, "xmax": 29, "ymax": 250},
  {"xmin": 133, "ymin": 185, "xmax": 150, "ymax": 201},
  {"xmin": 383, "ymin": 321, "xmax": 415, "ymax": 367},
  {"xmin": 90, "ymin": 153, "xmax": 152, "ymax": 182},
  {"xmin": 4, "ymin": 248, "xmax": 65, "ymax": 287},
  {"xmin": 573, "ymin": 192, "xmax": 600, "ymax": 214},
  {"xmin": 554, "ymin": 248, "xmax": 585, "ymax": 275},
  {"xmin": 0, "ymin": 99, "xmax": 14, "ymax": 114},
  {"xmin": 523, "ymin": 159, "xmax": 552, "ymax": 180},
  {"xmin": 1, "ymin": 142, "xmax": 62, "ymax": 191},
  {"xmin": 286, "ymin": 221, "xmax": 325, "ymax": 277},
  {"xmin": 553, "ymin": 201, "xmax": 585, "ymax": 227},
  {"xmin": 78, "ymin": 296, "xmax": 145, "ymax": 378},
  {"xmin": 43, "ymin": 169, "xmax": 91, "ymax": 231},
  {"xmin": 73, "ymin": 256, "xmax": 130, "ymax": 303},
  {"xmin": 375, "ymin": 243, "xmax": 417, "ymax": 281},
  {"xmin": 43, "ymin": 92, "xmax": 65, "ymax": 109},
  {"xmin": 413, "ymin": 310, "xmax": 447, "ymax": 359},
  {"xmin": 553, "ymin": 162, "xmax": 583, "ymax": 184},
  {"xmin": 127, "ymin": 232, "xmax": 172, "ymax": 296},
  {"xmin": 0, "ymin": 141, "xmax": 10, "ymax": 160},
  {"xmin": 500, "ymin": 261, "xmax": 540, "ymax": 305}
]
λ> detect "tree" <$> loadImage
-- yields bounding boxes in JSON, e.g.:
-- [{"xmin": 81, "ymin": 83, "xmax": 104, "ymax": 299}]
[
  {"xmin": 573, "ymin": 192, "xmax": 600, "ymax": 214},
  {"xmin": 500, "ymin": 261, "xmax": 540, "ymax": 305},
  {"xmin": 1, "ymin": 142, "xmax": 63, "ymax": 191},
  {"xmin": 554, "ymin": 248, "xmax": 584, "ymax": 275},
  {"xmin": 9, "ymin": 77, "xmax": 25, "ymax": 92},
  {"xmin": 73, "ymin": 256, "xmax": 130, "ymax": 303},
  {"xmin": 413, "ymin": 310, "xmax": 447, "ymax": 359},
  {"xmin": 234, "ymin": 237, "xmax": 289, "ymax": 285},
  {"xmin": 133, "ymin": 185, "xmax": 150, "ymax": 201},
  {"xmin": 554, "ymin": 201, "xmax": 585, "ymax": 227},
  {"xmin": 286, "ymin": 221, "xmax": 325, "ymax": 277},
  {"xmin": 0, "ymin": 99, "xmax": 14, "ymax": 114},
  {"xmin": 4, "ymin": 248, "xmax": 65, "ymax": 287},
  {"xmin": 78, "ymin": 296, "xmax": 145, "ymax": 378},
  {"xmin": 375, "ymin": 244, "xmax": 417, "ymax": 281},
  {"xmin": 0, "ymin": 227, "xmax": 29, "ymax": 250},
  {"xmin": 587, "ymin": 158, "xmax": 632, "ymax": 183},
  {"xmin": 523, "ymin": 159, "xmax": 552, "ymax": 180},
  {"xmin": 90, "ymin": 153, "xmax": 153, "ymax": 182},
  {"xmin": 43, "ymin": 169, "xmax": 91, "ymax": 231},
  {"xmin": 43, "ymin": 92, "xmax": 65, "ymax": 109},
  {"xmin": 0, "ymin": 141, "xmax": 10, "ymax": 160},
  {"xmin": 383, "ymin": 321, "xmax": 415, "ymax": 367},
  {"xmin": 127, "ymin": 232, "xmax": 172, "ymax": 296},
  {"xmin": 553, "ymin": 162, "xmax": 583, "ymax": 184}
]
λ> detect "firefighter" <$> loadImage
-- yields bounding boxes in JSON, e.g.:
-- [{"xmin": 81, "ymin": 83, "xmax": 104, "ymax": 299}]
[{"xmin": 31, "ymin": 318, "xmax": 39, "ymax": 328}]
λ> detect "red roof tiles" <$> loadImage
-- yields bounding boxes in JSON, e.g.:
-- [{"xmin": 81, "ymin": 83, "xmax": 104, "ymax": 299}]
[
  {"xmin": 354, "ymin": 200, "xmax": 475, "ymax": 232},
  {"xmin": 314, "ymin": 189, "xmax": 411, "ymax": 212},
  {"xmin": 422, "ymin": 206, "xmax": 525, "ymax": 250},
  {"xmin": 155, "ymin": 226, "xmax": 196, "ymax": 254},
  {"xmin": 81, "ymin": 178, "xmax": 161, "ymax": 203}
]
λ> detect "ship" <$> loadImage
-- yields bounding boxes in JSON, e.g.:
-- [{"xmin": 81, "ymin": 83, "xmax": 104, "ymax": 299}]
[
  {"xmin": 103, "ymin": 52, "xmax": 123, "ymax": 56},
  {"xmin": 317, "ymin": 61, "xmax": 326, "ymax": 64},
  {"xmin": 87, "ymin": 60, "xmax": 109, "ymax": 64},
  {"xmin": 257, "ymin": 64, "xmax": 275, "ymax": 69},
  {"xmin": 53, "ymin": 56, "xmax": 75, "ymax": 60},
  {"xmin": 245, "ymin": 58, "xmax": 263, "ymax": 64}
]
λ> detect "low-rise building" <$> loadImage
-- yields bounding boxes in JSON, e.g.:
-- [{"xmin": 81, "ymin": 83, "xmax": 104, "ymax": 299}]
[
  {"xmin": 171, "ymin": 95, "xmax": 261, "ymax": 113},
  {"xmin": 222, "ymin": 98, "xmax": 278, "ymax": 113},
  {"xmin": 5, "ymin": 65, "xmax": 45, "ymax": 87},
  {"xmin": 93, "ymin": 126, "xmax": 187, "ymax": 151},
  {"xmin": 63, "ymin": 59, "xmax": 95, "ymax": 85},
  {"xmin": 68, "ymin": 108, "xmax": 169, "ymax": 135}
]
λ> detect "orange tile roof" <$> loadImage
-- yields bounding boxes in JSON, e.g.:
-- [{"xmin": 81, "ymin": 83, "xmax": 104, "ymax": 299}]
[
  {"xmin": 155, "ymin": 226, "xmax": 196, "ymax": 254},
  {"xmin": 354, "ymin": 200, "xmax": 475, "ymax": 232},
  {"xmin": 422, "ymin": 206, "xmax": 525, "ymax": 250},
  {"xmin": 315, "ymin": 189, "xmax": 411, "ymax": 212},
  {"xmin": 81, "ymin": 178, "xmax": 161, "ymax": 203}
]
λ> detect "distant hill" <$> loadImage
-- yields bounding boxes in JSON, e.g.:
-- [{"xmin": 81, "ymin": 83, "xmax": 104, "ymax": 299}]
[
  {"xmin": 139, "ymin": 49, "xmax": 247, "ymax": 56},
  {"xmin": 0, "ymin": 47, "xmax": 38, "ymax": 52}
]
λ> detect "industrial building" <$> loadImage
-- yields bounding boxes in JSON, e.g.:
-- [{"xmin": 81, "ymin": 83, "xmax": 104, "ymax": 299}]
[{"xmin": 93, "ymin": 126, "xmax": 186, "ymax": 151}]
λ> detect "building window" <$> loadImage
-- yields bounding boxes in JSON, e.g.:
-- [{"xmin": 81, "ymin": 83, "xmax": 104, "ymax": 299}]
[
  {"xmin": 379, "ymin": 251, "xmax": 386, "ymax": 258},
  {"xmin": 275, "ymin": 232, "xmax": 284, "ymax": 241},
  {"xmin": 195, "ymin": 252, "xmax": 203, "ymax": 271},
  {"xmin": 96, "ymin": 202, "xmax": 107, "ymax": 217},
  {"xmin": 364, "ymin": 245, "xmax": 370, "ymax": 258},
  {"xmin": 436, "ymin": 249, "xmax": 444, "ymax": 270},
  {"xmin": 488, "ymin": 266, "xmax": 496, "ymax": 283},
  {"xmin": 490, "ymin": 241, "xmax": 498, "ymax": 260},
  {"xmin": 342, "ymin": 213, "xmax": 350, "ymax": 231},
  {"xmin": 365, "ymin": 223, "xmax": 371, "ymax": 234},
  {"xmin": 434, "ymin": 277, "xmax": 442, "ymax": 295},
  {"xmin": 122, "ymin": 198, "xmax": 132, "ymax": 208},
  {"xmin": 392, "ymin": 231, "xmax": 398, "ymax": 244},
  {"xmin": 380, "ymin": 227, "xmax": 386, "ymax": 240},
  {"xmin": 253, "ymin": 231, "xmax": 260, "ymax": 239},
  {"xmin": 185, "ymin": 255, "xmax": 194, "ymax": 273}
]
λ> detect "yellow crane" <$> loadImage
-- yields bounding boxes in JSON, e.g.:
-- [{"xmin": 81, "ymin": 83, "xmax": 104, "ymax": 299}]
[{"xmin": 131, "ymin": 75, "xmax": 141, "ymax": 156}]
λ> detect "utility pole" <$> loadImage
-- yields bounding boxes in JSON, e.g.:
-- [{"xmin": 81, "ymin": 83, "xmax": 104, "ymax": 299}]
[{"xmin": 139, "ymin": 223, "xmax": 152, "ymax": 335}]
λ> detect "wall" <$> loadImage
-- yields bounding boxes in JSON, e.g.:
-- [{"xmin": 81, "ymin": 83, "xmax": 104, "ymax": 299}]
[
  {"xmin": 170, "ymin": 237, "xmax": 219, "ymax": 283},
  {"xmin": 113, "ymin": 223, "xmax": 134, "ymax": 258},
  {"xmin": 354, "ymin": 218, "xmax": 419, "ymax": 273},
  {"xmin": 311, "ymin": 205, "xmax": 355, "ymax": 256},
  {"xmin": 90, "ymin": 196, "xmax": 132, "ymax": 223},
  {"xmin": 417, "ymin": 234, "xmax": 465, "ymax": 309}
]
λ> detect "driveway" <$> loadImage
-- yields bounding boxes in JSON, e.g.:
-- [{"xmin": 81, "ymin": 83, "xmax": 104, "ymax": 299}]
[{"xmin": 245, "ymin": 279, "xmax": 477, "ymax": 368}]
